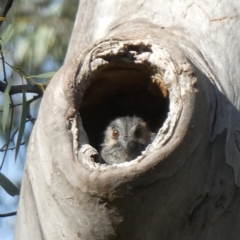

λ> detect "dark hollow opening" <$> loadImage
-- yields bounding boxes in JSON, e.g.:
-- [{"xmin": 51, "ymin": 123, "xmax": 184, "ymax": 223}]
[{"xmin": 80, "ymin": 60, "xmax": 169, "ymax": 155}]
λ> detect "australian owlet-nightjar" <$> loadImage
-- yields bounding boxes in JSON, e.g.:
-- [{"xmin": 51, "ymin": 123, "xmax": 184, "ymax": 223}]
[{"xmin": 100, "ymin": 116, "xmax": 155, "ymax": 164}]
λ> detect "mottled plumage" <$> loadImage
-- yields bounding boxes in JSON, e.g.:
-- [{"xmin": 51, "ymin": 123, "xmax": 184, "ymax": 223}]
[{"xmin": 101, "ymin": 116, "xmax": 154, "ymax": 164}]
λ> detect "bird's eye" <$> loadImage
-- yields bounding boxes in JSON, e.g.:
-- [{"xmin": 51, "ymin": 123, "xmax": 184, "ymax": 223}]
[
  {"xmin": 112, "ymin": 128, "xmax": 119, "ymax": 138},
  {"xmin": 134, "ymin": 127, "xmax": 142, "ymax": 138}
]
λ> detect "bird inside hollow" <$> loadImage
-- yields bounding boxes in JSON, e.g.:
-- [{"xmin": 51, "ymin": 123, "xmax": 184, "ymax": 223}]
[{"xmin": 100, "ymin": 116, "xmax": 155, "ymax": 164}]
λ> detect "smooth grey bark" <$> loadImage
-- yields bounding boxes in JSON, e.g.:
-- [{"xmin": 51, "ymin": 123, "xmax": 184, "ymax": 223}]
[{"xmin": 14, "ymin": 1, "xmax": 240, "ymax": 240}]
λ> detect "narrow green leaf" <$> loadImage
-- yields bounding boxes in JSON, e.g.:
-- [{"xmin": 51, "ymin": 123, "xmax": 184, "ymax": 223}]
[
  {"xmin": 1, "ymin": 24, "xmax": 13, "ymax": 47},
  {"xmin": 2, "ymin": 78, "xmax": 14, "ymax": 134},
  {"xmin": 15, "ymin": 90, "xmax": 28, "ymax": 160},
  {"xmin": 2, "ymin": 95, "xmax": 10, "ymax": 134},
  {"xmin": 0, "ymin": 172, "xmax": 20, "ymax": 196},
  {"xmin": 28, "ymin": 71, "xmax": 56, "ymax": 79}
]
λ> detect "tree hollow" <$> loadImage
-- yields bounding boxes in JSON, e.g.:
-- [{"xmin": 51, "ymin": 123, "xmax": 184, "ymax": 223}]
[{"xmin": 79, "ymin": 43, "xmax": 169, "ymax": 153}]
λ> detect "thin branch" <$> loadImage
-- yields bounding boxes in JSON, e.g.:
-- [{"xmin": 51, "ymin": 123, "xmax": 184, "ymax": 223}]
[
  {"xmin": 0, "ymin": 95, "xmax": 42, "ymax": 109},
  {"xmin": 0, "ymin": 0, "xmax": 14, "ymax": 28},
  {"xmin": 27, "ymin": 111, "xmax": 36, "ymax": 124},
  {"xmin": 0, "ymin": 119, "xmax": 32, "ymax": 152},
  {"xmin": 9, "ymin": 102, "xmax": 23, "ymax": 108},
  {"xmin": 0, "ymin": 211, "xmax": 17, "ymax": 218},
  {"xmin": 0, "ymin": 80, "xmax": 45, "ymax": 96},
  {"xmin": 0, "ymin": 126, "xmax": 19, "ymax": 150},
  {"xmin": 0, "ymin": 142, "xmax": 26, "ymax": 152}
]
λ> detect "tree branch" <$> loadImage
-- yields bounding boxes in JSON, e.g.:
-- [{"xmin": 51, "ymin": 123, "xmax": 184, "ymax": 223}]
[
  {"xmin": 0, "ymin": 80, "xmax": 45, "ymax": 97},
  {"xmin": 0, "ymin": 0, "xmax": 14, "ymax": 28},
  {"xmin": 0, "ymin": 211, "xmax": 17, "ymax": 218}
]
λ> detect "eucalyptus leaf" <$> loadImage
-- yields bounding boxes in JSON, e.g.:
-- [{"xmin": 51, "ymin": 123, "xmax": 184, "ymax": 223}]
[
  {"xmin": 2, "ymin": 78, "xmax": 14, "ymax": 134},
  {"xmin": 15, "ymin": 90, "xmax": 28, "ymax": 160},
  {"xmin": 0, "ymin": 172, "xmax": 20, "ymax": 196},
  {"xmin": 1, "ymin": 24, "xmax": 13, "ymax": 47},
  {"xmin": 28, "ymin": 71, "xmax": 56, "ymax": 79},
  {"xmin": 2, "ymin": 94, "xmax": 10, "ymax": 135}
]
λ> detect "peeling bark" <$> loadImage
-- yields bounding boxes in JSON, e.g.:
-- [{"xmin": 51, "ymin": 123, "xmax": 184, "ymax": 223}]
[{"xmin": 15, "ymin": 1, "xmax": 240, "ymax": 240}]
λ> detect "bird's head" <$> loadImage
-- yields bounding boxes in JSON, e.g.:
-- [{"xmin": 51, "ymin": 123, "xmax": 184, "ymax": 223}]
[{"xmin": 101, "ymin": 116, "xmax": 153, "ymax": 162}]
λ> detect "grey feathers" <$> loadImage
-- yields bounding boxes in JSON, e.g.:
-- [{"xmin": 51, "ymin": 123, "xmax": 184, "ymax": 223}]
[{"xmin": 101, "ymin": 116, "xmax": 154, "ymax": 164}]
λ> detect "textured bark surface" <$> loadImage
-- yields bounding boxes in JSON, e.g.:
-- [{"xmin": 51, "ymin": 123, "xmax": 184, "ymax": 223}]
[{"xmin": 14, "ymin": 1, "xmax": 240, "ymax": 240}]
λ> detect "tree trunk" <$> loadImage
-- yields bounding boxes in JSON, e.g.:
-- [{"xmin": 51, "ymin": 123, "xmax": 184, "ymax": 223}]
[{"xmin": 14, "ymin": 1, "xmax": 240, "ymax": 240}]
